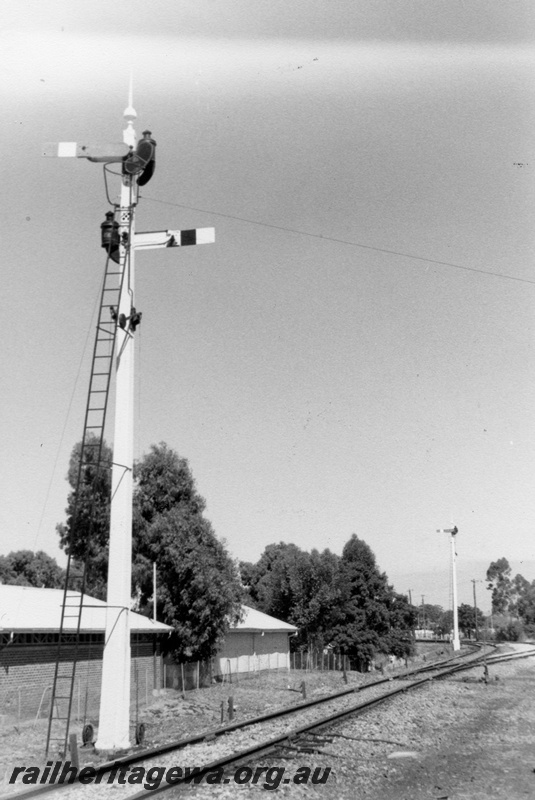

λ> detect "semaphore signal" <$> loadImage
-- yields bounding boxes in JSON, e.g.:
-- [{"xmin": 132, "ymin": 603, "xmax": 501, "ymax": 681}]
[{"xmin": 43, "ymin": 81, "xmax": 214, "ymax": 753}]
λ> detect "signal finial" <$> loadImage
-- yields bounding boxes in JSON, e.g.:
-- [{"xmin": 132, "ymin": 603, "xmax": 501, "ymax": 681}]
[{"xmin": 123, "ymin": 74, "xmax": 137, "ymax": 148}]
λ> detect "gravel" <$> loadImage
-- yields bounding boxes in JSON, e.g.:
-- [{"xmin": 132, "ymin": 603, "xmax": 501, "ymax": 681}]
[{"xmin": 6, "ymin": 643, "xmax": 525, "ymax": 799}]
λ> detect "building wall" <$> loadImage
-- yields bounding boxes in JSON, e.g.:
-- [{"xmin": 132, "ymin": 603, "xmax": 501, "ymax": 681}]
[
  {"xmin": 163, "ymin": 631, "xmax": 292, "ymax": 690},
  {"xmin": 215, "ymin": 631, "xmax": 291, "ymax": 676},
  {"xmin": 0, "ymin": 641, "xmax": 161, "ymax": 723}
]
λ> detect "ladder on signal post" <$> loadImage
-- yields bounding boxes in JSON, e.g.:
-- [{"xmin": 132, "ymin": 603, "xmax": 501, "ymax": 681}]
[{"xmin": 45, "ymin": 230, "xmax": 129, "ymax": 757}]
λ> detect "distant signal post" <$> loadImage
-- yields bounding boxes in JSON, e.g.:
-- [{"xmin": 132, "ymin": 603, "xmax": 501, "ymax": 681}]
[{"xmin": 437, "ymin": 526, "xmax": 460, "ymax": 651}]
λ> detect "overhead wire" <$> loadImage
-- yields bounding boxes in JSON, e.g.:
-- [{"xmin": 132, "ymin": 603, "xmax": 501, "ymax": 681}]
[{"xmin": 140, "ymin": 195, "xmax": 535, "ymax": 287}]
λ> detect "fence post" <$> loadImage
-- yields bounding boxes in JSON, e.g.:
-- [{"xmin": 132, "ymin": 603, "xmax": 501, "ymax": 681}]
[
  {"xmin": 69, "ymin": 734, "xmax": 79, "ymax": 770},
  {"xmin": 181, "ymin": 664, "xmax": 186, "ymax": 698}
]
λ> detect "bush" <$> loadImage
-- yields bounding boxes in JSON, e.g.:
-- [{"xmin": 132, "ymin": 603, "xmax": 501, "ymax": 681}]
[{"xmin": 495, "ymin": 620, "xmax": 524, "ymax": 642}]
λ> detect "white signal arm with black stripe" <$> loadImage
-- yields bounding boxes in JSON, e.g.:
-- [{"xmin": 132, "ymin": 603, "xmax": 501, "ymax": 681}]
[{"xmin": 133, "ymin": 228, "xmax": 215, "ymax": 250}]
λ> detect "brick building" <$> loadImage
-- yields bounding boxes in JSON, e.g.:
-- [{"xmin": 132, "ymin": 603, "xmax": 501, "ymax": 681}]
[
  {"xmin": 0, "ymin": 587, "xmax": 299, "ymax": 715},
  {"xmin": 0, "ymin": 584, "xmax": 171, "ymax": 722}
]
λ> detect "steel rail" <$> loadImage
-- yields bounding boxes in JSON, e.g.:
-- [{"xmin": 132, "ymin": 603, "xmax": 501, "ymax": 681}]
[
  {"xmin": 5, "ymin": 644, "xmax": 501, "ymax": 800},
  {"xmin": 127, "ymin": 648, "xmax": 521, "ymax": 799}
]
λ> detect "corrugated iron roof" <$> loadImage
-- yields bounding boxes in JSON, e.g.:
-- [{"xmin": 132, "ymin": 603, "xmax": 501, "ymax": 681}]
[
  {"xmin": 231, "ymin": 605, "xmax": 298, "ymax": 633},
  {"xmin": 0, "ymin": 584, "xmax": 171, "ymax": 634},
  {"xmin": 0, "ymin": 588, "xmax": 297, "ymax": 636}
]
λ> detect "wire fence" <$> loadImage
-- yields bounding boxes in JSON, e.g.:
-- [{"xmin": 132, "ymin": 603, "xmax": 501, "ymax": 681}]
[
  {"xmin": 1, "ymin": 645, "xmax": 441, "ymax": 723},
  {"xmin": 0, "ymin": 667, "xmax": 160, "ymax": 726}
]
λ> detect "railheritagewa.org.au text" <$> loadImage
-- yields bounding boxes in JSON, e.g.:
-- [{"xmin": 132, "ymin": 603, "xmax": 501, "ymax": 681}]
[{"xmin": 10, "ymin": 761, "xmax": 332, "ymax": 791}]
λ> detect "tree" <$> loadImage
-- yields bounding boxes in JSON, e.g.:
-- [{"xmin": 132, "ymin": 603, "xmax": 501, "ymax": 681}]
[
  {"xmin": 330, "ymin": 535, "xmax": 414, "ymax": 665},
  {"xmin": 56, "ymin": 439, "xmax": 243, "ymax": 660},
  {"xmin": 509, "ymin": 573, "xmax": 531, "ymax": 618},
  {"xmin": 457, "ymin": 603, "xmax": 484, "ymax": 637},
  {"xmin": 385, "ymin": 593, "xmax": 417, "ymax": 658},
  {"xmin": 486, "ymin": 558, "xmax": 512, "ymax": 615},
  {"xmin": 136, "ymin": 507, "xmax": 243, "ymax": 661},
  {"xmin": 244, "ymin": 535, "xmax": 415, "ymax": 662},
  {"xmin": 0, "ymin": 550, "xmax": 65, "ymax": 588},
  {"xmin": 134, "ymin": 442, "xmax": 206, "ymax": 525},
  {"xmin": 56, "ymin": 434, "xmax": 112, "ymax": 598},
  {"xmin": 240, "ymin": 544, "xmax": 343, "ymax": 648},
  {"xmin": 418, "ymin": 603, "xmax": 445, "ymax": 633},
  {"xmin": 241, "ymin": 543, "xmax": 310, "ymax": 626},
  {"xmin": 299, "ymin": 548, "xmax": 345, "ymax": 647},
  {"xmin": 132, "ymin": 443, "xmax": 243, "ymax": 660}
]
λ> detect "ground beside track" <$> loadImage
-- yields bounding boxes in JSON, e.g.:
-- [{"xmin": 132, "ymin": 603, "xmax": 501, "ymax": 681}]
[
  {"xmin": 0, "ymin": 645, "xmax": 451, "ymax": 793},
  {"xmin": 250, "ymin": 646, "xmax": 534, "ymax": 800},
  {"xmin": 172, "ymin": 645, "xmax": 535, "ymax": 799},
  {"xmin": 363, "ymin": 651, "xmax": 535, "ymax": 800},
  {"xmin": 4, "ymin": 644, "xmax": 520, "ymax": 799}
]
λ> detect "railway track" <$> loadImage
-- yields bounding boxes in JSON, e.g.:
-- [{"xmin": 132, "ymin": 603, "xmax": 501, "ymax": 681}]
[{"xmin": 7, "ymin": 643, "xmax": 535, "ymax": 799}]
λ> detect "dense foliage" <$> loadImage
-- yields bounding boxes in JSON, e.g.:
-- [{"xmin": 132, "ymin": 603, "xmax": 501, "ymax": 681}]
[
  {"xmin": 56, "ymin": 434, "xmax": 112, "ymax": 598},
  {"xmin": 131, "ymin": 443, "xmax": 243, "ymax": 660},
  {"xmin": 486, "ymin": 558, "xmax": 513, "ymax": 615},
  {"xmin": 487, "ymin": 557, "xmax": 535, "ymax": 639},
  {"xmin": 242, "ymin": 534, "xmax": 417, "ymax": 665},
  {"xmin": 0, "ymin": 550, "xmax": 65, "ymax": 588},
  {"xmin": 57, "ymin": 440, "xmax": 243, "ymax": 660}
]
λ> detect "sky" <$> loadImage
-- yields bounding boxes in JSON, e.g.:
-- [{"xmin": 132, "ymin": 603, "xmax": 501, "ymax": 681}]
[{"xmin": 2, "ymin": 1, "xmax": 535, "ymax": 612}]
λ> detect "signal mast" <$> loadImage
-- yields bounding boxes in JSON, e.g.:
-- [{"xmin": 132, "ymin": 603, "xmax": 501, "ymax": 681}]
[
  {"xmin": 44, "ymin": 86, "xmax": 214, "ymax": 751},
  {"xmin": 437, "ymin": 526, "xmax": 460, "ymax": 651}
]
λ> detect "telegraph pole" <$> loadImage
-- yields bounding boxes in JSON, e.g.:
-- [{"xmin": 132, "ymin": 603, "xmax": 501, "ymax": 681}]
[
  {"xmin": 420, "ymin": 595, "xmax": 426, "ymax": 636},
  {"xmin": 471, "ymin": 578, "xmax": 481, "ymax": 641},
  {"xmin": 437, "ymin": 526, "xmax": 460, "ymax": 651}
]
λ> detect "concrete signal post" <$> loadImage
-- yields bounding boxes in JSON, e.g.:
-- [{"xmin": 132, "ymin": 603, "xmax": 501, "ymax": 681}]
[
  {"xmin": 437, "ymin": 526, "xmax": 460, "ymax": 651},
  {"xmin": 44, "ymin": 88, "xmax": 214, "ymax": 751}
]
